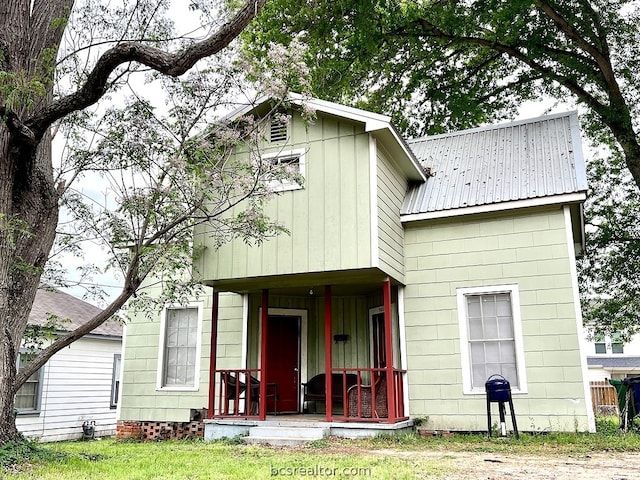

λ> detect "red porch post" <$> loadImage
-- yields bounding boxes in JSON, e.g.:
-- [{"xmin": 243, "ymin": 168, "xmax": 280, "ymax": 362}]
[
  {"xmin": 324, "ymin": 285, "xmax": 333, "ymax": 421},
  {"xmin": 207, "ymin": 290, "xmax": 219, "ymax": 419},
  {"xmin": 259, "ymin": 289, "xmax": 269, "ymax": 420},
  {"xmin": 383, "ymin": 279, "xmax": 396, "ymax": 423}
]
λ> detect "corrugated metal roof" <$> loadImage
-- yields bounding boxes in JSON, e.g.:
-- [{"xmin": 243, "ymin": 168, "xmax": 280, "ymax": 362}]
[
  {"xmin": 401, "ymin": 112, "xmax": 587, "ymax": 216},
  {"xmin": 28, "ymin": 288, "xmax": 122, "ymax": 338}
]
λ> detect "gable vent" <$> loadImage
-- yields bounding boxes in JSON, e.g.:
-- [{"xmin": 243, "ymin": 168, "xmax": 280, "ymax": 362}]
[{"xmin": 270, "ymin": 119, "xmax": 288, "ymax": 143}]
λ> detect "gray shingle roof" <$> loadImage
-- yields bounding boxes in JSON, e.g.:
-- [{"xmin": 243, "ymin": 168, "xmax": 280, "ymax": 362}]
[
  {"xmin": 401, "ymin": 112, "xmax": 588, "ymax": 217},
  {"xmin": 29, "ymin": 288, "xmax": 122, "ymax": 338},
  {"xmin": 587, "ymin": 356, "xmax": 640, "ymax": 369}
]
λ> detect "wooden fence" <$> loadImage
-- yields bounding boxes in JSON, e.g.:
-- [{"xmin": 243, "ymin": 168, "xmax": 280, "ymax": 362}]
[{"xmin": 590, "ymin": 381, "xmax": 619, "ymax": 415}]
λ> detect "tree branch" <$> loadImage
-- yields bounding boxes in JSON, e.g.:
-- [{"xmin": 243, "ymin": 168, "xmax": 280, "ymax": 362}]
[
  {"xmin": 533, "ymin": 0, "xmax": 622, "ymax": 102},
  {"xmin": 412, "ymin": 17, "xmax": 608, "ymax": 116},
  {"xmin": 15, "ymin": 287, "xmax": 133, "ymax": 387},
  {"xmin": 26, "ymin": 0, "xmax": 266, "ymax": 138}
]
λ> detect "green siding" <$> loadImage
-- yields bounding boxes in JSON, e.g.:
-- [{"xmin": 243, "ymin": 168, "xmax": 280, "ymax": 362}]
[
  {"xmin": 376, "ymin": 145, "xmax": 406, "ymax": 281},
  {"xmin": 246, "ymin": 293, "xmax": 390, "ymax": 381},
  {"xmin": 119, "ymin": 292, "xmax": 243, "ymax": 423},
  {"xmin": 403, "ymin": 207, "xmax": 590, "ymax": 432},
  {"xmin": 195, "ymin": 111, "xmax": 374, "ymax": 282}
]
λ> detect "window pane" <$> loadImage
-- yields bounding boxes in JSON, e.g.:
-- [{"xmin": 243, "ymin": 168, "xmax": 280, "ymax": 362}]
[
  {"xmin": 501, "ymin": 364, "xmax": 519, "ymax": 388},
  {"xmin": 484, "ymin": 318, "xmax": 499, "ymax": 339},
  {"xmin": 163, "ymin": 308, "xmax": 198, "ymax": 387},
  {"xmin": 464, "ymin": 292, "xmax": 519, "ymax": 390},
  {"xmin": 499, "ymin": 341, "xmax": 516, "ymax": 363},
  {"xmin": 467, "ymin": 296, "xmax": 481, "ymax": 317},
  {"xmin": 470, "ymin": 343, "xmax": 486, "ymax": 364},
  {"xmin": 612, "ymin": 343, "xmax": 624, "ymax": 354},
  {"xmin": 15, "ymin": 353, "xmax": 41, "ymax": 412},
  {"xmin": 485, "ymin": 342, "xmax": 500, "ymax": 363},
  {"xmin": 482, "ymin": 296, "xmax": 497, "ymax": 316},
  {"xmin": 472, "ymin": 364, "xmax": 487, "ymax": 389},
  {"xmin": 111, "ymin": 354, "xmax": 121, "ymax": 407},
  {"xmin": 469, "ymin": 318, "xmax": 484, "ymax": 340},
  {"xmin": 495, "ymin": 294, "xmax": 511, "ymax": 315},
  {"xmin": 595, "ymin": 343, "xmax": 606, "ymax": 354},
  {"xmin": 497, "ymin": 316, "xmax": 514, "ymax": 338}
]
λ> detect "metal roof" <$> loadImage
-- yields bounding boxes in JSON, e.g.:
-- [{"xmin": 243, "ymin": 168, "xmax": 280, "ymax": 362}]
[
  {"xmin": 29, "ymin": 288, "xmax": 122, "ymax": 338},
  {"xmin": 401, "ymin": 112, "xmax": 588, "ymax": 217}
]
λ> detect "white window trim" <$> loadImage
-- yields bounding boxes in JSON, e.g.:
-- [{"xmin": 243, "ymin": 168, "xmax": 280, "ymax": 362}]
[
  {"xmin": 156, "ymin": 302, "xmax": 204, "ymax": 392},
  {"xmin": 15, "ymin": 350, "xmax": 45, "ymax": 415},
  {"xmin": 110, "ymin": 353, "xmax": 121, "ymax": 408},
  {"xmin": 457, "ymin": 284, "xmax": 528, "ymax": 395},
  {"xmin": 261, "ymin": 148, "xmax": 306, "ymax": 192}
]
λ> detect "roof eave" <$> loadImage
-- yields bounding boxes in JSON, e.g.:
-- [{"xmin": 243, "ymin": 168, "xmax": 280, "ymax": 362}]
[
  {"xmin": 228, "ymin": 94, "xmax": 427, "ymax": 182},
  {"xmin": 400, "ymin": 191, "xmax": 587, "ymax": 223}
]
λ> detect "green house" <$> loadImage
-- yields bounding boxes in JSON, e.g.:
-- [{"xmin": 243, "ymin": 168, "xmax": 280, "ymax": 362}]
[{"xmin": 118, "ymin": 96, "xmax": 594, "ymax": 441}]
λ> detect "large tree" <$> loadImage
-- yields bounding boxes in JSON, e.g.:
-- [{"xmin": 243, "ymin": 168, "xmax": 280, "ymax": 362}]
[
  {"xmin": 246, "ymin": 0, "xmax": 640, "ymax": 337},
  {"xmin": 579, "ymin": 151, "xmax": 640, "ymax": 340},
  {"xmin": 0, "ymin": 0, "xmax": 274, "ymax": 444},
  {"xmin": 246, "ymin": 0, "xmax": 640, "ymax": 186}
]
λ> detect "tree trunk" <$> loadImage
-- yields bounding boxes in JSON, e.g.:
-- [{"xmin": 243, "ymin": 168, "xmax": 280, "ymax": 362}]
[
  {"xmin": 0, "ymin": 126, "xmax": 59, "ymax": 443},
  {"xmin": 0, "ymin": 0, "xmax": 265, "ymax": 444}
]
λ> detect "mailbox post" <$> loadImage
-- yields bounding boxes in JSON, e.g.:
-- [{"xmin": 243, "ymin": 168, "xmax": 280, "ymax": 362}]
[{"xmin": 485, "ymin": 374, "xmax": 519, "ymax": 438}]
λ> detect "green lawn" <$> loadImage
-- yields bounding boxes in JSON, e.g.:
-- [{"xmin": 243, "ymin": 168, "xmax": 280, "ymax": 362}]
[
  {"xmin": 3, "ymin": 437, "xmax": 449, "ymax": 480},
  {"xmin": 4, "ymin": 431, "xmax": 640, "ymax": 480}
]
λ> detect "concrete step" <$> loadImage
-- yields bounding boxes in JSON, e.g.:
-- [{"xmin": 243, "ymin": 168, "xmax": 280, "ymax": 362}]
[
  {"xmin": 245, "ymin": 436, "xmax": 319, "ymax": 447},
  {"xmin": 246, "ymin": 426, "xmax": 329, "ymax": 446}
]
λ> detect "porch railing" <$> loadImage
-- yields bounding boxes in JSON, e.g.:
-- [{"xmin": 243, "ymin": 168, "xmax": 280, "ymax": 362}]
[
  {"xmin": 212, "ymin": 369, "xmax": 261, "ymax": 419},
  {"xmin": 331, "ymin": 367, "xmax": 407, "ymax": 423}
]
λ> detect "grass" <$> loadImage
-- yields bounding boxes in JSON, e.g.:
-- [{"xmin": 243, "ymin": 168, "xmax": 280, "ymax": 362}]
[{"xmin": 4, "ymin": 430, "xmax": 640, "ymax": 479}]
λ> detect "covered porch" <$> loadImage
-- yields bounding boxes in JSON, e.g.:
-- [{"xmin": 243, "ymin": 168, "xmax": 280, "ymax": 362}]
[{"xmin": 206, "ymin": 271, "xmax": 409, "ymax": 428}]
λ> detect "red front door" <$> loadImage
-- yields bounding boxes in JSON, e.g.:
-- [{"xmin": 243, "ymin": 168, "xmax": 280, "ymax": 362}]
[{"xmin": 266, "ymin": 315, "xmax": 300, "ymax": 413}]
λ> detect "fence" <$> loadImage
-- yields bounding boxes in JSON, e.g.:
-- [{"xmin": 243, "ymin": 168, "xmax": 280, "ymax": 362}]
[{"xmin": 590, "ymin": 380, "xmax": 619, "ymax": 415}]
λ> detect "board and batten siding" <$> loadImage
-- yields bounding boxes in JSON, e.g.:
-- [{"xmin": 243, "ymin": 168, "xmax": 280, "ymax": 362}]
[
  {"xmin": 195, "ymin": 112, "xmax": 373, "ymax": 283},
  {"xmin": 245, "ymin": 293, "xmax": 380, "ymax": 381},
  {"xmin": 118, "ymin": 291, "xmax": 236, "ymax": 423},
  {"xmin": 403, "ymin": 206, "xmax": 591, "ymax": 432},
  {"xmin": 376, "ymin": 144, "xmax": 407, "ymax": 282},
  {"xmin": 16, "ymin": 336, "xmax": 121, "ymax": 442}
]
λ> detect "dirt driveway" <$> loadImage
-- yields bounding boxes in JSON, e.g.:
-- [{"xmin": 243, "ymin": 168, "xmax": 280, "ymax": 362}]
[{"xmin": 376, "ymin": 449, "xmax": 640, "ymax": 480}]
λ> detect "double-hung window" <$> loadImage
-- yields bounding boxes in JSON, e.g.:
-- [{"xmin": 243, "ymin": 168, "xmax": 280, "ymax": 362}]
[
  {"xmin": 158, "ymin": 305, "xmax": 202, "ymax": 390},
  {"xmin": 15, "ymin": 352, "xmax": 44, "ymax": 414},
  {"xmin": 594, "ymin": 332, "xmax": 624, "ymax": 354},
  {"xmin": 457, "ymin": 285, "xmax": 527, "ymax": 394},
  {"xmin": 110, "ymin": 354, "xmax": 121, "ymax": 408}
]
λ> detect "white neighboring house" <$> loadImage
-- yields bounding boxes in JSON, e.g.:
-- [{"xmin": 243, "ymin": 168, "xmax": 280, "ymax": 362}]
[
  {"xmin": 585, "ymin": 329, "xmax": 640, "ymax": 381},
  {"xmin": 16, "ymin": 288, "xmax": 122, "ymax": 442}
]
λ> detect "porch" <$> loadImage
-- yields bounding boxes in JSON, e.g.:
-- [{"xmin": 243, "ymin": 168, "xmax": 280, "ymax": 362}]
[
  {"xmin": 206, "ymin": 276, "xmax": 409, "ymax": 432},
  {"xmin": 204, "ymin": 415, "xmax": 414, "ymax": 445}
]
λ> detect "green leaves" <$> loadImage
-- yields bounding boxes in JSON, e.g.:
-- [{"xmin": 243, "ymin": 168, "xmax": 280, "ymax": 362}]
[{"xmin": 579, "ymin": 150, "xmax": 640, "ymax": 339}]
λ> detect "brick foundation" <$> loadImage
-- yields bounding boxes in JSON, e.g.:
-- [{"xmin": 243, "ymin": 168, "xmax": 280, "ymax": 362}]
[{"xmin": 116, "ymin": 421, "xmax": 204, "ymax": 441}]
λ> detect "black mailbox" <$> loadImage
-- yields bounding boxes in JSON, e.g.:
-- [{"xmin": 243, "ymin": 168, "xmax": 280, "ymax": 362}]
[
  {"xmin": 485, "ymin": 375, "xmax": 512, "ymax": 402},
  {"xmin": 485, "ymin": 374, "xmax": 518, "ymax": 438}
]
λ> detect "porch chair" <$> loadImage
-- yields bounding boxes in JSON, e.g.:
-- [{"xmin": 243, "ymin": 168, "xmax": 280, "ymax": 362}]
[
  {"xmin": 347, "ymin": 374, "xmax": 388, "ymax": 418},
  {"xmin": 222, "ymin": 373, "xmax": 260, "ymax": 415}
]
